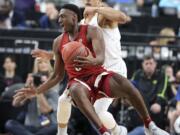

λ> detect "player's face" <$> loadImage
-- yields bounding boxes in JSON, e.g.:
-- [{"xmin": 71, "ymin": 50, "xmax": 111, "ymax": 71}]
[
  {"xmin": 83, "ymin": 0, "xmax": 101, "ymax": 7},
  {"xmin": 58, "ymin": 9, "xmax": 76, "ymax": 32},
  {"xmin": 142, "ymin": 58, "xmax": 157, "ymax": 76}
]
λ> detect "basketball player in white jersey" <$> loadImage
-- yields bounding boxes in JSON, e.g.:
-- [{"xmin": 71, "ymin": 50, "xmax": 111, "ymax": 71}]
[
  {"xmin": 32, "ymin": 1, "xmax": 130, "ymax": 135},
  {"xmin": 80, "ymin": 0, "xmax": 131, "ymax": 135}
]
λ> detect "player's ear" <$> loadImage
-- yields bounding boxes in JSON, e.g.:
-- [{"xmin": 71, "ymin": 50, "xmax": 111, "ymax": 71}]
[{"xmin": 73, "ymin": 14, "xmax": 78, "ymax": 22}]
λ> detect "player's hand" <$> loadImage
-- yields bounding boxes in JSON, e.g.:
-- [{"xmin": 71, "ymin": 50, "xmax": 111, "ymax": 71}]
[
  {"xmin": 83, "ymin": 6, "xmax": 98, "ymax": 18},
  {"xmin": 126, "ymin": 16, "xmax": 132, "ymax": 23},
  {"xmin": 74, "ymin": 52, "xmax": 96, "ymax": 68},
  {"xmin": 13, "ymin": 92, "xmax": 28, "ymax": 107},
  {"xmin": 14, "ymin": 87, "xmax": 36, "ymax": 100},
  {"xmin": 31, "ymin": 49, "xmax": 53, "ymax": 60}
]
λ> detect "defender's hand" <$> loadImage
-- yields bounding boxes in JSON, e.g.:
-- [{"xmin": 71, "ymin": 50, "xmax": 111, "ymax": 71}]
[
  {"xmin": 31, "ymin": 49, "xmax": 53, "ymax": 60},
  {"xmin": 84, "ymin": 7, "xmax": 98, "ymax": 18}
]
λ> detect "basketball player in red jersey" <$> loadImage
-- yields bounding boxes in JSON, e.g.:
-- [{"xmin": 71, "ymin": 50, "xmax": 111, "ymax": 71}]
[
  {"xmin": 32, "ymin": 1, "xmax": 131, "ymax": 135},
  {"xmin": 16, "ymin": 4, "xmax": 169, "ymax": 135}
]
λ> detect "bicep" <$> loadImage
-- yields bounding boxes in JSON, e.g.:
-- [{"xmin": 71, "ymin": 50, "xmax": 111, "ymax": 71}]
[
  {"xmin": 52, "ymin": 38, "xmax": 65, "ymax": 78},
  {"xmin": 98, "ymin": 14, "xmax": 118, "ymax": 28}
]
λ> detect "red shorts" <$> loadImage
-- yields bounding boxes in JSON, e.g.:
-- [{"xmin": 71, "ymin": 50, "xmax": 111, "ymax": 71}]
[{"xmin": 67, "ymin": 71, "xmax": 115, "ymax": 103}]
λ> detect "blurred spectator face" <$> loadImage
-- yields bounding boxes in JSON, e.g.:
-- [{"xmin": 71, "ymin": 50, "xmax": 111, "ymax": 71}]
[
  {"xmin": 165, "ymin": 66, "xmax": 174, "ymax": 78},
  {"xmin": 176, "ymin": 71, "xmax": 180, "ymax": 84},
  {"xmin": 3, "ymin": 57, "xmax": 16, "ymax": 72},
  {"xmin": 0, "ymin": 0, "xmax": 12, "ymax": 21},
  {"xmin": 136, "ymin": 0, "xmax": 144, "ymax": 7},
  {"xmin": 37, "ymin": 58, "xmax": 51, "ymax": 73},
  {"xmin": 45, "ymin": 3, "xmax": 58, "ymax": 19},
  {"xmin": 33, "ymin": 58, "xmax": 52, "ymax": 76},
  {"xmin": 142, "ymin": 58, "xmax": 157, "ymax": 76},
  {"xmin": 83, "ymin": 0, "xmax": 101, "ymax": 7}
]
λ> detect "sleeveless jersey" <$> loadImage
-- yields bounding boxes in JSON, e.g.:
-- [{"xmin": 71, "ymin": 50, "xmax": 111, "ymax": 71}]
[
  {"xmin": 81, "ymin": 14, "xmax": 123, "ymax": 69},
  {"xmin": 59, "ymin": 25, "xmax": 106, "ymax": 80}
]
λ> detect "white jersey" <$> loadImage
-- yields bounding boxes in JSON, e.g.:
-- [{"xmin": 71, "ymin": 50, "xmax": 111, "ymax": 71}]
[{"xmin": 81, "ymin": 14, "xmax": 127, "ymax": 77}]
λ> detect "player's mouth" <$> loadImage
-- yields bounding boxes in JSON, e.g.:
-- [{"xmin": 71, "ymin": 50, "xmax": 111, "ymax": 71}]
[
  {"xmin": 60, "ymin": 23, "xmax": 65, "ymax": 31},
  {"xmin": 60, "ymin": 23, "xmax": 64, "ymax": 28}
]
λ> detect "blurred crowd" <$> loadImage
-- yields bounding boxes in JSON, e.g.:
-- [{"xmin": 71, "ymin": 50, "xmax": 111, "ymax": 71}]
[
  {"xmin": 0, "ymin": 54, "xmax": 180, "ymax": 135},
  {"xmin": 0, "ymin": 0, "xmax": 180, "ymax": 135},
  {"xmin": 0, "ymin": 0, "xmax": 180, "ymax": 29}
]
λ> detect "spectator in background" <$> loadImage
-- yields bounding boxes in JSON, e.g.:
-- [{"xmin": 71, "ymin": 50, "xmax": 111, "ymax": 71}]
[
  {"xmin": 165, "ymin": 65, "xmax": 175, "ymax": 83},
  {"xmin": 168, "ymin": 70, "xmax": 180, "ymax": 135},
  {"xmin": 32, "ymin": 57, "xmax": 53, "ymax": 76},
  {"xmin": 136, "ymin": 0, "xmax": 158, "ymax": 7},
  {"xmin": 136, "ymin": 0, "xmax": 160, "ymax": 15},
  {"xmin": 0, "ymin": 0, "xmax": 27, "ymax": 29},
  {"xmin": 149, "ymin": 27, "xmax": 176, "ymax": 58},
  {"xmin": 14, "ymin": 0, "xmax": 35, "ymax": 15},
  {"xmin": 163, "ymin": 65, "xmax": 177, "ymax": 97},
  {"xmin": 5, "ymin": 57, "xmax": 59, "ymax": 135},
  {"xmin": 39, "ymin": 2, "xmax": 60, "ymax": 29},
  {"xmin": 128, "ymin": 55, "xmax": 169, "ymax": 135},
  {"xmin": 0, "ymin": 56, "xmax": 22, "ymax": 96}
]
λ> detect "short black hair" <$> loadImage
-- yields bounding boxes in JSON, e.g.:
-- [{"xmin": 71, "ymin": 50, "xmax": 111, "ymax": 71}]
[
  {"xmin": 61, "ymin": 4, "xmax": 81, "ymax": 22},
  {"xmin": 143, "ymin": 55, "xmax": 156, "ymax": 61}
]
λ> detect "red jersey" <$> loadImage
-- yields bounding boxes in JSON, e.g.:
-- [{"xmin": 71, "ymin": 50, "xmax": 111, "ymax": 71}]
[{"xmin": 59, "ymin": 25, "xmax": 106, "ymax": 80}]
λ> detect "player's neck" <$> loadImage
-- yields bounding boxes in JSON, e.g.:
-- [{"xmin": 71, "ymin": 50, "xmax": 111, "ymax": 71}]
[{"xmin": 68, "ymin": 25, "xmax": 79, "ymax": 41}]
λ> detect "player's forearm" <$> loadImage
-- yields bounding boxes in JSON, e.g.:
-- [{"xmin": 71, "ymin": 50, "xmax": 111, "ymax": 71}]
[
  {"xmin": 12, "ymin": 99, "xmax": 22, "ymax": 107},
  {"xmin": 96, "ymin": 6, "xmax": 128, "ymax": 23},
  {"xmin": 36, "ymin": 73, "xmax": 63, "ymax": 94},
  {"xmin": 12, "ymin": 97, "xmax": 26, "ymax": 107}
]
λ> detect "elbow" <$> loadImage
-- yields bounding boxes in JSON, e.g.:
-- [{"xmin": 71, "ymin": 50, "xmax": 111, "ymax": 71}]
[
  {"xmin": 118, "ymin": 18, "xmax": 127, "ymax": 24},
  {"xmin": 118, "ymin": 15, "xmax": 131, "ymax": 24}
]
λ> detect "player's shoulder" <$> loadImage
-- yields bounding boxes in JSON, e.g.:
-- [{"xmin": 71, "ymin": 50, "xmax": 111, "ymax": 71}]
[
  {"xmin": 54, "ymin": 34, "xmax": 63, "ymax": 44},
  {"xmin": 53, "ymin": 34, "xmax": 63, "ymax": 51}
]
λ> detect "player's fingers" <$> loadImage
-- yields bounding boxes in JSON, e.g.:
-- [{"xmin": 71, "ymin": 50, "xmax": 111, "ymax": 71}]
[
  {"xmin": 75, "ymin": 56, "xmax": 87, "ymax": 60},
  {"xmin": 31, "ymin": 49, "xmax": 39, "ymax": 55},
  {"xmin": 32, "ymin": 54, "xmax": 39, "ymax": 58},
  {"xmin": 13, "ymin": 91, "xmax": 25, "ymax": 98},
  {"xmin": 74, "ymin": 59, "xmax": 88, "ymax": 64},
  {"xmin": 20, "ymin": 97, "xmax": 28, "ymax": 104},
  {"xmin": 14, "ymin": 94, "xmax": 25, "ymax": 101},
  {"xmin": 74, "ymin": 64, "xmax": 84, "ymax": 68},
  {"xmin": 15, "ymin": 87, "xmax": 28, "ymax": 93}
]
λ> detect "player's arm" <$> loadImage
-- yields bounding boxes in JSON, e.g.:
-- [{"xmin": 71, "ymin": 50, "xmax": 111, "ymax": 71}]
[
  {"xmin": 88, "ymin": 26, "xmax": 105, "ymax": 65},
  {"xmin": 15, "ymin": 36, "xmax": 65, "ymax": 98},
  {"xmin": 31, "ymin": 49, "xmax": 54, "ymax": 60},
  {"xmin": 36, "ymin": 36, "xmax": 65, "ymax": 94},
  {"xmin": 74, "ymin": 26, "xmax": 105, "ymax": 67},
  {"xmin": 84, "ymin": 5, "xmax": 131, "ymax": 25}
]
